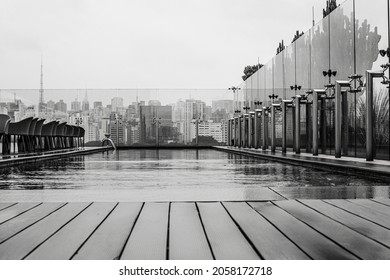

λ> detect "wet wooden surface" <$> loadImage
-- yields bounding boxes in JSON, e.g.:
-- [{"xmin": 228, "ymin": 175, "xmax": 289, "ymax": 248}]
[{"xmin": 0, "ymin": 199, "xmax": 390, "ymax": 260}]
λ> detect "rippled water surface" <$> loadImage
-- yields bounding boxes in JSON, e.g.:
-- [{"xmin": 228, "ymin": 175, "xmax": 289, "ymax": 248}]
[{"xmin": 0, "ymin": 149, "xmax": 389, "ymax": 201}]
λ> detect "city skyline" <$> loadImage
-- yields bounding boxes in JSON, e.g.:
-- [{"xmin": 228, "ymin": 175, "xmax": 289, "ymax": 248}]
[{"xmin": 0, "ymin": 88, "xmax": 234, "ymax": 108}]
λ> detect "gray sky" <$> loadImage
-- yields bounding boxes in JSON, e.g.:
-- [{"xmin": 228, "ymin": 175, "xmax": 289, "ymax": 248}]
[{"xmin": 0, "ymin": 0, "xmax": 326, "ymax": 105}]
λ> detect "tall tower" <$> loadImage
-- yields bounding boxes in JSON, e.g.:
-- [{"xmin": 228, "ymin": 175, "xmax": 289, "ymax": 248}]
[{"xmin": 38, "ymin": 56, "xmax": 45, "ymax": 114}]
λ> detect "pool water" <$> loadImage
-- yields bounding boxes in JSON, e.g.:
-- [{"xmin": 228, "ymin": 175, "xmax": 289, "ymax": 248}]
[{"xmin": 0, "ymin": 149, "xmax": 388, "ymax": 202}]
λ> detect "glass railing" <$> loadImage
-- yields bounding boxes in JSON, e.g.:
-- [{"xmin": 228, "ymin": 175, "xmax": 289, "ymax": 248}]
[{"xmin": 233, "ymin": 0, "xmax": 390, "ymax": 160}]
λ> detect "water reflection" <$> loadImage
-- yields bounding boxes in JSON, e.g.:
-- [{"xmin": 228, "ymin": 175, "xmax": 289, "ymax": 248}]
[{"xmin": 0, "ymin": 149, "xmax": 388, "ymax": 201}]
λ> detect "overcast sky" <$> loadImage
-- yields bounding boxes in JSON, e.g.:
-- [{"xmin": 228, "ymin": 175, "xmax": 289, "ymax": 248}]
[{"xmin": 0, "ymin": 0, "xmax": 326, "ymax": 105}]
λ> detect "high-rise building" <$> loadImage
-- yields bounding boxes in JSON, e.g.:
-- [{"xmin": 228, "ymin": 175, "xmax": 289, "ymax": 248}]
[
  {"xmin": 71, "ymin": 98, "xmax": 81, "ymax": 112},
  {"xmin": 212, "ymin": 100, "xmax": 233, "ymax": 113},
  {"xmin": 139, "ymin": 105, "xmax": 174, "ymax": 144},
  {"xmin": 111, "ymin": 97, "xmax": 124, "ymax": 112},
  {"xmin": 126, "ymin": 123, "xmax": 140, "ymax": 145},
  {"xmin": 183, "ymin": 99, "xmax": 205, "ymax": 143},
  {"xmin": 46, "ymin": 100, "xmax": 55, "ymax": 112},
  {"xmin": 82, "ymin": 91, "xmax": 90, "ymax": 112},
  {"xmin": 109, "ymin": 119, "xmax": 125, "ymax": 146},
  {"xmin": 191, "ymin": 121, "xmax": 224, "ymax": 143},
  {"xmin": 55, "ymin": 100, "xmax": 67, "ymax": 113},
  {"xmin": 148, "ymin": 100, "xmax": 161, "ymax": 106},
  {"xmin": 93, "ymin": 101, "xmax": 103, "ymax": 109},
  {"xmin": 86, "ymin": 123, "xmax": 99, "ymax": 143}
]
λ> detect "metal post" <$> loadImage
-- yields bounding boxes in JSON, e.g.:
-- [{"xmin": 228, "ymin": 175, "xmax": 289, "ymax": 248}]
[
  {"xmin": 244, "ymin": 114, "xmax": 249, "ymax": 148},
  {"xmin": 295, "ymin": 95, "xmax": 301, "ymax": 154},
  {"xmin": 262, "ymin": 107, "xmax": 267, "ymax": 150},
  {"xmin": 366, "ymin": 71, "xmax": 384, "ymax": 161},
  {"xmin": 234, "ymin": 117, "xmax": 239, "ymax": 147},
  {"xmin": 227, "ymin": 119, "xmax": 231, "ymax": 146},
  {"xmin": 271, "ymin": 104, "xmax": 279, "ymax": 152},
  {"xmin": 238, "ymin": 115, "xmax": 242, "ymax": 147},
  {"xmin": 312, "ymin": 90, "xmax": 325, "ymax": 156},
  {"xmin": 335, "ymin": 81, "xmax": 351, "ymax": 158},
  {"xmin": 254, "ymin": 109, "xmax": 262, "ymax": 149},
  {"xmin": 195, "ymin": 119, "xmax": 198, "ymax": 146},
  {"xmin": 248, "ymin": 112, "xmax": 254, "ymax": 148},
  {"xmin": 282, "ymin": 100, "xmax": 292, "ymax": 153}
]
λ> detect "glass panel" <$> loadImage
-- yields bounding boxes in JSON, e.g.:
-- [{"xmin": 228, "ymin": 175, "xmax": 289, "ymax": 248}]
[
  {"xmin": 284, "ymin": 43, "xmax": 296, "ymax": 99},
  {"xmin": 259, "ymin": 66, "xmax": 267, "ymax": 106},
  {"xmin": 295, "ymin": 32, "xmax": 311, "ymax": 93},
  {"xmin": 265, "ymin": 59, "xmax": 274, "ymax": 106},
  {"xmin": 274, "ymin": 52, "xmax": 285, "ymax": 100},
  {"xmin": 251, "ymin": 71, "xmax": 258, "ymax": 110},
  {"xmin": 330, "ymin": 0, "xmax": 356, "ymax": 157},
  {"xmin": 311, "ymin": 16, "xmax": 330, "ymax": 90},
  {"xmin": 355, "ymin": 0, "xmax": 389, "ymax": 160}
]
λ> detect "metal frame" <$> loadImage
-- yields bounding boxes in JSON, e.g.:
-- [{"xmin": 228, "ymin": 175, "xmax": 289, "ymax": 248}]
[
  {"xmin": 262, "ymin": 107, "xmax": 268, "ymax": 150},
  {"xmin": 335, "ymin": 81, "xmax": 351, "ymax": 158},
  {"xmin": 254, "ymin": 109, "xmax": 262, "ymax": 149},
  {"xmin": 282, "ymin": 100, "xmax": 292, "ymax": 153},
  {"xmin": 366, "ymin": 71, "xmax": 384, "ymax": 161},
  {"xmin": 271, "ymin": 104, "xmax": 281, "ymax": 152}
]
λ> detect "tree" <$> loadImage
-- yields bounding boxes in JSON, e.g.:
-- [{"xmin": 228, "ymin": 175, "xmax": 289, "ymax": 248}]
[
  {"xmin": 242, "ymin": 64, "xmax": 263, "ymax": 81},
  {"xmin": 323, "ymin": 0, "xmax": 338, "ymax": 18}
]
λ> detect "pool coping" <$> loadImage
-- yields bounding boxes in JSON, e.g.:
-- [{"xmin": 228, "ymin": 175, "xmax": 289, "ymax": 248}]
[
  {"xmin": 0, "ymin": 147, "xmax": 113, "ymax": 169},
  {"xmin": 213, "ymin": 146, "xmax": 390, "ymax": 182}
]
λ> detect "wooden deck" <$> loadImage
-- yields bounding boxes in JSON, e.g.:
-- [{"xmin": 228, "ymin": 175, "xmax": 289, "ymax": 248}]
[{"xmin": 1, "ymin": 199, "xmax": 390, "ymax": 260}]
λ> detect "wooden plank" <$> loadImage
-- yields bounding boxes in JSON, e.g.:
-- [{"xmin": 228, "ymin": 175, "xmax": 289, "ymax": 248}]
[
  {"xmin": 373, "ymin": 198, "xmax": 390, "ymax": 207},
  {"xmin": 0, "ymin": 203, "xmax": 17, "ymax": 212},
  {"xmin": 275, "ymin": 200, "xmax": 390, "ymax": 260},
  {"xmin": 300, "ymin": 199, "xmax": 390, "ymax": 249},
  {"xmin": 169, "ymin": 203, "xmax": 213, "ymax": 260},
  {"xmin": 348, "ymin": 199, "xmax": 390, "ymax": 217},
  {"xmin": 198, "ymin": 202, "xmax": 260, "ymax": 260},
  {"xmin": 325, "ymin": 199, "xmax": 390, "ymax": 229},
  {"xmin": 26, "ymin": 202, "xmax": 117, "ymax": 260},
  {"xmin": 223, "ymin": 202, "xmax": 309, "ymax": 260},
  {"xmin": 0, "ymin": 203, "xmax": 41, "ymax": 225},
  {"xmin": 121, "ymin": 203, "xmax": 169, "ymax": 260},
  {"xmin": 0, "ymin": 203, "xmax": 65, "ymax": 244},
  {"xmin": 73, "ymin": 202, "xmax": 143, "ymax": 260},
  {"xmin": 0, "ymin": 203, "xmax": 89, "ymax": 260},
  {"xmin": 249, "ymin": 202, "xmax": 357, "ymax": 260}
]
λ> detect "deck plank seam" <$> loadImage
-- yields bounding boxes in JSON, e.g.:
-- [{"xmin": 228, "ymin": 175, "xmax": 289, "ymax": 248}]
[
  {"xmin": 0, "ymin": 202, "xmax": 68, "ymax": 246},
  {"xmin": 272, "ymin": 201, "xmax": 363, "ymax": 260},
  {"xmin": 322, "ymin": 200, "xmax": 390, "ymax": 230},
  {"xmin": 297, "ymin": 200, "xmax": 390, "ymax": 250},
  {"xmin": 0, "ymin": 203, "xmax": 18, "ymax": 212},
  {"xmin": 165, "ymin": 202, "xmax": 171, "ymax": 260},
  {"xmin": 0, "ymin": 203, "xmax": 43, "ymax": 226},
  {"xmin": 70, "ymin": 202, "xmax": 119, "ymax": 260},
  {"xmin": 118, "ymin": 202, "xmax": 145, "ymax": 260},
  {"xmin": 347, "ymin": 199, "xmax": 390, "ymax": 217},
  {"xmin": 267, "ymin": 187, "xmax": 288, "ymax": 200},
  {"xmin": 195, "ymin": 202, "xmax": 216, "ymax": 260},
  {"xmin": 220, "ymin": 202, "xmax": 264, "ymax": 260},
  {"xmin": 371, "ymin": 199, "xmax": 390, "ymax": 208},
  {"xmin": 246, "ymin": 201, "xmax": 313, "ymax": 260},
  {"xmin": 23, "ymin": 202, "xmax": 94, "ymax": 260}
]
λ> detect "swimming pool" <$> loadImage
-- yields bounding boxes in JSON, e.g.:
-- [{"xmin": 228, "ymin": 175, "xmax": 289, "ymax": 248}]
[{"xmin": 0, "ymin": 149, "xmax": 388, "ymax": 202}]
